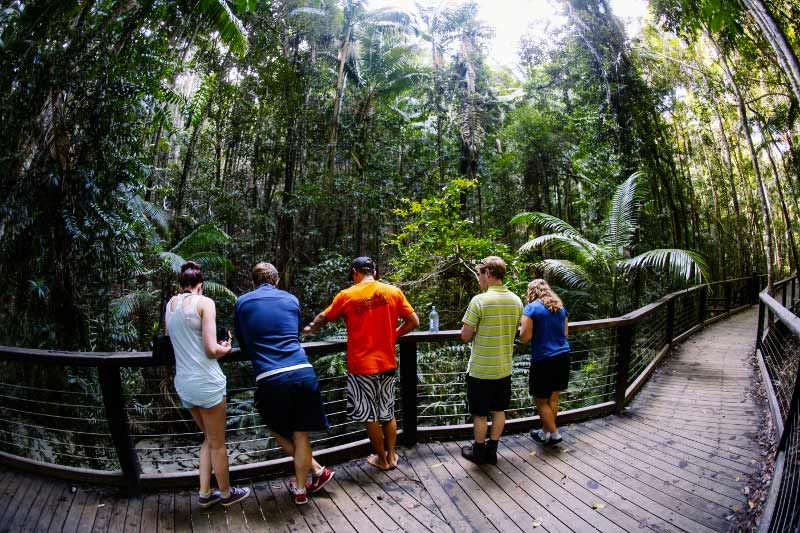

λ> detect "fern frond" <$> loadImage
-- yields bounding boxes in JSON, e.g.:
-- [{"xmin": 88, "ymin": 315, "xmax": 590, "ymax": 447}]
[
  {"xmin": 203, "ymin": 281, "xmax": 237, "ymax": 303},
  {"xmin": 536, "ymin": 259, "xmax": 594, "ymax": 290},
  {"xmin": 604, "ymin": 171, "xmax": 646, "ymax": 250}
]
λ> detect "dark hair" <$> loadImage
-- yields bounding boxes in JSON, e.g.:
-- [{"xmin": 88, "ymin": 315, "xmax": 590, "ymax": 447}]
[
  {"xmin": 178, "ymin": 261, "xmax": 203, "ymax": 288},
  {"xmin": 252, "ymin": 262, "xmax": 279, "ymax": 286}
]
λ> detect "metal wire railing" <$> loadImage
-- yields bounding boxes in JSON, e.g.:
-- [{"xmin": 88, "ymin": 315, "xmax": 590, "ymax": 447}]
[
  {"xmin": 756, "ymin": 277, "xmax": 800, "ymax": 533},
  {"xmin": 0, "ymin": 275, "xmax": 761, "ymax": 491}
]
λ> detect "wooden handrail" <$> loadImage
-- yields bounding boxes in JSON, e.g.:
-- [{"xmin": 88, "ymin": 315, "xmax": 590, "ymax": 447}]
[{"xmin": 0, "ymin": 275, "xmax": 765, "ymax": 491}]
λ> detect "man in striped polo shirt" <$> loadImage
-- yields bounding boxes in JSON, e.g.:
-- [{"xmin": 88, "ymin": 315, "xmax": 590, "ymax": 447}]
[{"xmin": 460, "ymin": 256, "xmax": 523, "ymax": 465}]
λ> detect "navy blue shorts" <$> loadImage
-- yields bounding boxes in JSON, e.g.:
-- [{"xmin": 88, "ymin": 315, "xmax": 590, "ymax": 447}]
[
  {"xmin": 254, "ymin": 367, "xmax": 329, "ymax": 439},
  {"xmin": 530, "ymin": 353, "xmax": 571, "ymax": 399}
]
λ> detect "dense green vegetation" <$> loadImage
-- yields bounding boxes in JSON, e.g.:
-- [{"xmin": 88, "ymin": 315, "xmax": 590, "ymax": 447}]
[{"xmin": 1, "ymin": 0, "xmax": 798, "ymax": 351}]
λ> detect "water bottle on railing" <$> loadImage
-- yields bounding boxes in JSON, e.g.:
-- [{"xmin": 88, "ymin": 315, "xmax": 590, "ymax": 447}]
[{"xmin": 429, "ymin": 306, "xmax": 439, "ymax": 333}]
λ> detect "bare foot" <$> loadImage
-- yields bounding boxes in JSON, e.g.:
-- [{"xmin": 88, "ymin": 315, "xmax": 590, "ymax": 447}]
[
  {"xmin": 367, "ymin": 454, "xmax": 392, "ymax": 471},
  {"xmin": 387, "ymin": 453, "xmax": 398, "ymax": 470}
]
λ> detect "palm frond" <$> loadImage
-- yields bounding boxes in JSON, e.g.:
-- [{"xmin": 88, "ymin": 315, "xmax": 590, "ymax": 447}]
[
  {"xmin": 604, "ymin": 171, "xmax": 646, "ymax": 251},
  {"xmin": 123, "ymin": 188, "xmax": 170, "ymax": 235},
  {"xmin": 618, "ymin": 249, "xmax": 709, "ymax": 283},
  {"xmin": 159, "ymin": 252, "xmax": 186, "ymax": 274},
  {"xmin": 203, "ymin": 281, "xmax": 237, "ymax": 303},
  {"xmin": 111, "ymin": 291, "xmax": 158, "ymax": 319},
  {"xmin": 536, "ymin": 259, "xmax": 594, "ymax": 290},
  {"xmin": 171, "ymin": 224, "xmax": 232, "ymax": 257},
  {"xmin": 518, "ymin": 234, "xmax": 594, "ymax": 265},
  {"xmin": 192, "ymin": 251, "xmax": 235, "ymax": 273},
  {"xmin": 513, "ymin": 212, "xmax": 605, "ymax": 261},
  {"xmin": 196, "ymin": 0, "xmax": 249, "ymax": 57}
]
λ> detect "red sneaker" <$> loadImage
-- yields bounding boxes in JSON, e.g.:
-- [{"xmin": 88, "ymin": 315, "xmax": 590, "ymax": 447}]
[
  {"xmin": 306, "ymin": 467, "xmax": 335, "ymax": 493},
  {"xmin": 289, "ymin": 481, "xmax": 308, "ymax": 505}
]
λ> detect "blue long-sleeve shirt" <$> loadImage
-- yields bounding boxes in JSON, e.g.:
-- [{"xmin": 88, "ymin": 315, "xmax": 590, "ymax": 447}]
[{"xmin": 234, "ymin": 284, "xmax": 310, "ymax": 379}]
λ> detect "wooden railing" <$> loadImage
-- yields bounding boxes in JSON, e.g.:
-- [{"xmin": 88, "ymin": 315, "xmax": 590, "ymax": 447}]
[
  {"xmin": 755, "ymin": 276, "xmax": 800, "ymax": 532},
  {"xmin": 0, "ymin": 275, "xmax": 761, "ymax": 494}
]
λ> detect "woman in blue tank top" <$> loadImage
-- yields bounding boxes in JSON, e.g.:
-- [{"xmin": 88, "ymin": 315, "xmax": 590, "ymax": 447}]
[{"xmin": 519, "ymin": 279, "xmax": 570, "ymax": 446}]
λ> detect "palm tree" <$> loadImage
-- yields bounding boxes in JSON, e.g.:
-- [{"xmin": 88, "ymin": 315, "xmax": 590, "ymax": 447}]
[{"xmin": 511, "ymin": 172, "xmax": 709, "ymax": 317}]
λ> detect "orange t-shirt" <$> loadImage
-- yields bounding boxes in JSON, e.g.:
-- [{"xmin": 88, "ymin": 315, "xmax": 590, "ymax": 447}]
[{"xmin": 323, "ymin": 280, "xmax": 415, "ymax": 375}]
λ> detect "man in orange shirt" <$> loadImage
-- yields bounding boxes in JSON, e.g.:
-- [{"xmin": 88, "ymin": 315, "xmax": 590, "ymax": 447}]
[{"xmin": 304, "ymin": 257, "xmax": 419, "ymax": 470}]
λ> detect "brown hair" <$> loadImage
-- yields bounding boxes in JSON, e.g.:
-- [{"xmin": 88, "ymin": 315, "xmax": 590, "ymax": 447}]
[
  {"xmin": 178, "ymin": 261, "xmax": 203, "ymax": 288},
  {"xmin": 478, "ymin": 256, "xmax": 507, "ymax": 280},
  {"xmin": 252, "ymin": 262, "xmax": 279, "ymax": 286},
  {"xmin": 526, "ymin": 279, "xmax": 564, "ymax": 312}
]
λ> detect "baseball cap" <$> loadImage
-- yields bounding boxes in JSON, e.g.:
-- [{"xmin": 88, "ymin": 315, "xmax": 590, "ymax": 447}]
[{"xmin": 349, "ymin": 256, "xmax": 376, "ymax": 280}]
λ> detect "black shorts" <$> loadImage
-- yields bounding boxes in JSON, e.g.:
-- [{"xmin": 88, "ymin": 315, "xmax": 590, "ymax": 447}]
[
  {"xmin": 254, "ymin": 367, "xmax": 329, "ymax": 439},
  {"xmin": 466, "ymin": 375, "xmax": 512, "ymax": 416},
  {"xmin": 530, "ymin": 353, "xmax": 571, "ymax": 399}
]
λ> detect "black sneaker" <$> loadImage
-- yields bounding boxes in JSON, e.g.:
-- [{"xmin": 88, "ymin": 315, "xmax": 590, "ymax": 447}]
[
  {"xmin": 220, "ymin": 486, "xmax": 251, "ymax": 507},
  {"xmin": 546, "ymin": 434, "xmax": 563, "ymax": 447},
  {"xmin": 530, "ymin": 429, "xmax": 548, "ymax": 445},
  {"xmin": 198, "ymin": 491, "xmax": 221, "ymax": 508}
]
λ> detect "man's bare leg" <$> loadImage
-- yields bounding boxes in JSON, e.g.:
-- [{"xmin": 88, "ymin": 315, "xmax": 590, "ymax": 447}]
[{"xmin": 365, "ymin": 421, "xmax": 392, "ymax": 470}]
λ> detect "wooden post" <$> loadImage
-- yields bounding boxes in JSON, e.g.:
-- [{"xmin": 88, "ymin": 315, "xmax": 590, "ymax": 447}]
[
  {"xmin": 99, "ymin": 365, "xmax": 141, "ymax": 494},
  {"xmin": 399, "ymin": 340, "xmax": 418, "ymax": 446},
  {"xmin": 614, "ymin": 324, "xmax": 634, "ymax": 414},
  {"xmin": 782, "ymin": 282, "xmax": 788, "ymax": 308},
  {"xmin": 665, "ymin": 298, "xmax": 675, "ymax": 346},
  {"xmin": 756, "ymin": 301, "xmax": 765, "ymax": 351},
  {"xmin": 698, "ymin": 286, "xmax": 707, "ymax": 325},
  {"xmin": 724, "ymin": 282, "xmax": 732, "ymax": 315},
  {"xmin": 750, "ymin": 272, "xmax": 759, "ymax": 303}
]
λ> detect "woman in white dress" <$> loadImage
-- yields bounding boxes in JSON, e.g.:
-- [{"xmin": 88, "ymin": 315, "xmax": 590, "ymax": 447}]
[{"xmin": 165, "ymin": 261, "xmax": 250, "ymax": 507}]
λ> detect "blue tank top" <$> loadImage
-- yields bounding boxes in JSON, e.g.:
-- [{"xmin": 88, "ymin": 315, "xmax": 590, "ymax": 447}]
[{"xmin": 523, "ymin": 300, "xmax": 570, "ymax": 362}]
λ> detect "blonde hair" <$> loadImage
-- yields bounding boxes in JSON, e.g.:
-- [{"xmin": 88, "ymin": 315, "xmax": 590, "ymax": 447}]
[{"xmin": 526, "ymin": 279, "xmax": 564, "ymax": 312}]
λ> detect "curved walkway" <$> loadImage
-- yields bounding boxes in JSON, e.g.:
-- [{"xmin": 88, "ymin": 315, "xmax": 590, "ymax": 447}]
[{"xmin": 0, "ymin": 309, "xmax": 765, "ymax": 532}]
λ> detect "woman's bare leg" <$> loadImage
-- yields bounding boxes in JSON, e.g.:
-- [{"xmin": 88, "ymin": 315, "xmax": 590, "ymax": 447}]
[
  {"xmin": 189, "ymin": 407, "xmax": 211, "ymax": 493},
  {"xmin": 198, "ymin": 399, "xmax": 230, "ymax": 493}
]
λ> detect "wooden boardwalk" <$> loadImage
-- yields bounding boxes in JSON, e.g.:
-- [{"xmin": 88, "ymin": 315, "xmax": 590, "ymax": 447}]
[{"xmin": 0, "ymin": 308, "xmax": 765, "ymax": 532}]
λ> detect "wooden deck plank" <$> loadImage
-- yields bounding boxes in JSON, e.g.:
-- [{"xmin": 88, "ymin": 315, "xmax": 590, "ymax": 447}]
[
  {"xmin": 493, "ymin": 436, "xmax": 646, "ymax": 533},
  {"xmin": 565, "ymin": 424, "xmax": 736, "ymax": 530},
  {"xmin": 158, "ymin": 492, "xmax": 175, "ymax": 533},
  {"xmin": 411, "ymin": 443, "xmax": 498, "ymax": 531},
  {"xmin": 384, "ymin": 452, "xmax": 446, "ymax": 522},
  {"xmin": 342, "ymin": 463, "xmax": 433, "ymax": 532},
  {"xmin": 239, "ymin": 482, "xmax": 268, "ymax": 531},
  {"xmin": 139, "ymin": 492, "xmax": 159, "ymax": 533},
  {"xmin": 172, "ymin": 491, "xmax": 192, "ymax": 533},
  {"xmin": 357, "ymin": 457, "xmax": 451, "ymax": 533},
  {"xmin": 75, "ymin": 488, "xmax": 102, "ymax": 533},
  {"xmin": 61, "ymin": 485, "xmax": 90, "ymax": 533},
  {"xmin": 268, "ymin": 478, "xmax": 312, "ymax": 532},
  {"xmin": 570, "ymin": 423, "xmax": 744, "ymax": 505},
  {"xmin": 187, "ymin": 491, "xmax": 214, "ymax": 533},
  {"xmin": 503, "ymin": 433, "xmax": 682, "ymax": 533},
  {"xmin": 332, "ymin": 463, "xmax": 412, "ymax": 532},
  {"xmin": 104, "ymin": 494, "xmax": 129, "ymax": 533},
  {"xmin": 251, "ymin": 481, "xmax": 284, "ymax": 532},
  {"xmin": 6, "ymin": 474, "xmax": 43, "ymax": 531},
  {"xmin": 316, "ymin": 476, "xmax": 381, "ymax": 533},
  {"xmin": 1, "ymin": 471, "xmax": 32, "ymax": 526},
  {"xmin": 89, "ymin": 493, "xmax": 116, "ymax": 533},
  {"xmin": 20, "ymin": 479, "xmax": 58, "ymax": 532},
  {"xmin": 429, "ymin": 441, "xmax": 526, "ymax": 533},
  {"xmin": 123, "ymin": 495, "xmax": 143, "ymax": 533}
]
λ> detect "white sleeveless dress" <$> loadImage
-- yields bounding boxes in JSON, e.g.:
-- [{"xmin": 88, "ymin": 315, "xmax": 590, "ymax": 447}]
[{"xmin": 165, "ymin": 294, "xmax": 227, "ymax": 408}]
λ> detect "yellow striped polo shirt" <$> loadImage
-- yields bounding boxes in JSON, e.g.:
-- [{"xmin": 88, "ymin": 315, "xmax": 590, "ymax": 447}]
[{"xmin": 462, "ymin": 285, "xmax": 523, "ymax": 380}]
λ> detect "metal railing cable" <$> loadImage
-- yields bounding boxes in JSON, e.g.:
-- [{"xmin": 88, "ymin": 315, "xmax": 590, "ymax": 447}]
[
  {"xmin": 756, "ymin": 277, "xmax": 800, "ymax": 533},
  {"xmin": 0, "ymin": 275, "xmax": 762, "ymax": 492}
]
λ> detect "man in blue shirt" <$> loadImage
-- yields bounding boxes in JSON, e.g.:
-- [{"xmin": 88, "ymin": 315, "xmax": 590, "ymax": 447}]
[{"xmin": 234, "ymin": 262, "xmax": 334, "ymax": 505}]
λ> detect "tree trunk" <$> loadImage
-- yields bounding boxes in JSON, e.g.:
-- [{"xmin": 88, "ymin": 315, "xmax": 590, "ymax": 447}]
[
  {"xmin": 326, "ymin": 13, "xmax": 353, "ymax": 188},
  {"xmin": 708, "ymin": 33, "xmax": 775, "ymax": 293}
]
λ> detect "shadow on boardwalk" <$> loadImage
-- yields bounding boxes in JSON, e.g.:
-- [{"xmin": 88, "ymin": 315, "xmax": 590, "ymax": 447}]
[{"xmin": 0, "ymin": 309, "xmax": 765, "ymax": 532}]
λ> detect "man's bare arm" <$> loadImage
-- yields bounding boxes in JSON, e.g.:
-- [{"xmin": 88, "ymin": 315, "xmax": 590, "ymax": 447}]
[
  {"xmin": 461, "ymin": 324, "xmax": 475, "ymax": 342},
  {"xmin": 396, "ymin": 312, "xmax": 420, "ymax": 338},
  {"xmin": 303, "ymin": 312, "xmax": 330, "ymax": 335}
]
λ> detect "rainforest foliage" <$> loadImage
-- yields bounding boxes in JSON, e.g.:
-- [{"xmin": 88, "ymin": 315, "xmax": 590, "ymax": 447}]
[{"xmin": 1, "ymin": 0, "xmax": 799, "ymax": 350}]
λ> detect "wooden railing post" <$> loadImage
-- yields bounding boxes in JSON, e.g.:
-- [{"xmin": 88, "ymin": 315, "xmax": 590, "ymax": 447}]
[
  {"xmin": 665, "ymin": 298, "xmax": 675, "ymax": 346},
  {"xmin": 99, "ymin": 365, "xmax": 141, "ymax": 494},
  {"xmin": 614, "ymin": 324, "xmax": 634, "ymax": 414},
  {"xmin": 698, "ymin": 285, "xmax": 707, "ymax": 325},
  {"xmin": 751, "ymin": 272, "xmax": 759, "ymax": 303},
  {"xmin": 724, "ymin": 282, "xmax": 732, "ymax": 315},
  {"xmin": 756, "ymin": 300, "xmax": 765, "ymax": 351},
  {"xmin": 399, "ymin": 340, "xmax": 418, "ymax": 447}
]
